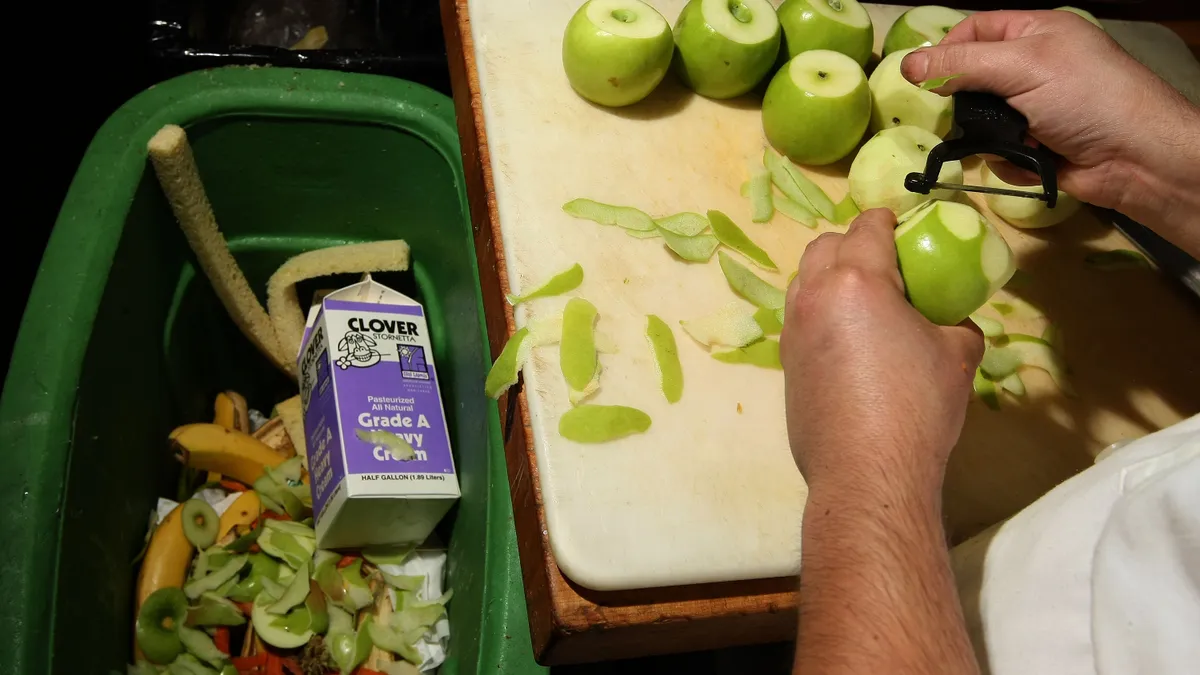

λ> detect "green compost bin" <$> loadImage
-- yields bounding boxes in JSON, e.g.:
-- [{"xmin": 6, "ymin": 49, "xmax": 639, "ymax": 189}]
[{"xmin": 0, "ymin": 67, "xmax": 545, "ymax": 675}]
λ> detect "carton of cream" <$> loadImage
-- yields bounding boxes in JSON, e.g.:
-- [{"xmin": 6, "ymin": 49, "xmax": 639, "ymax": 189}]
[{"xmin": 298, "ymin": 274, "xmax": 459, "ymax": 549}]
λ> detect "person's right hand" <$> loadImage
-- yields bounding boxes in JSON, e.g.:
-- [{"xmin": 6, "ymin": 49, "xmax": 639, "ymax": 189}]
[{"xmin": 901, "ymin": 10, "xmax": 1200, "ymax": 256}]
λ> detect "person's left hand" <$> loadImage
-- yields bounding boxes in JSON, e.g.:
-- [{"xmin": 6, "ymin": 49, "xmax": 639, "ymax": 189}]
[{"xmin": 780, "ymin": 209, "xmax": 984, "ymax": 497}]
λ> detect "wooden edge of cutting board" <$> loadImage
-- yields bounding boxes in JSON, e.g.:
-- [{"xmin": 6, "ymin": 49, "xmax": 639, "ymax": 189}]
[{"xmin": 440, "ymin": 0, "xmax": 800, "ymax": 664}]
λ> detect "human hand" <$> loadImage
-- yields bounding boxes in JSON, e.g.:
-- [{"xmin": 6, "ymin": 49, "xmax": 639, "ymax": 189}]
[
  {"xmin": 901, "ymin": 10, "xmax": 1200, "ymax": 255},
  {"xmin": 780, "ymin": 209, "xmax": 983, "ymax": 495}
]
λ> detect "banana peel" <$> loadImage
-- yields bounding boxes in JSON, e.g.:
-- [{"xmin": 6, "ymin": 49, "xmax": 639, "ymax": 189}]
[
  {"xmin": 210, "ymin": 391, "xmax": 250, "ymax": 483},
  {"xmin": 274, "ymin": 395, "xmax": 308, "ymax": 470},
  {"xmin": 217, "ymin": 490, "xmax": 261, "ymax": 542},
  {"xmin": 134, "ymin": 502, "xmax": 194, "ymax": 657},
  {"xmin": 214, "ymin": 391, "xmax": 251, "ymax": 432},
  {"xmin": 172, "ymin": 423, "xmax": 286, "ymax": 485}
]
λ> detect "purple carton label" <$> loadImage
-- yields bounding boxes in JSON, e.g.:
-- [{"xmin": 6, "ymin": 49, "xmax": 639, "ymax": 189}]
[
  {"xmin": 333, "ymin": 343, "xmax": 455, "ymax": 476},
  {"xmin": 305, "ymin": 351, "xmax": 345, "ymax": 519},
  {"xmin": 300, "ymin": 287, "xmax": 459, "ymax": 529}
]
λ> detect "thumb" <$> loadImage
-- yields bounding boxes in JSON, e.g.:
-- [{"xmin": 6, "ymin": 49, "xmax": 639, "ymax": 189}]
[
  {"xmin": 942, "ymin": 323, "xmax": 985, "ymax": 373},
  {"xmin": 900, "ymin": 40, "xmax": 1048, "ymax": 101}
]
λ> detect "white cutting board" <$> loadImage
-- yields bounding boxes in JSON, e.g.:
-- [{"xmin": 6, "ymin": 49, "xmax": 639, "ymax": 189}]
[{"xmin": 467, "ymin": 0, "xmax": 1200, "ymax": 591}]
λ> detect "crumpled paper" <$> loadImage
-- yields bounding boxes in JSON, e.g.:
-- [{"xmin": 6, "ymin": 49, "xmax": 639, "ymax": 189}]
[
  {"xmin": 155, "ymin": 489, "xmax": 244, "ymax": 523},
  {"xmin": 378, "ymin": 550, "xmax": 452, "ymax": 672}
]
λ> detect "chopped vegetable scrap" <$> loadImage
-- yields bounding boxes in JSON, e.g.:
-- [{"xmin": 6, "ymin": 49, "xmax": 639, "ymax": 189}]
[
  {"xmin": 484, "ymin": 327, "xmax": 531, "ymax": 399},
  {"xmin": 646, "ymin": 315, "xmax": 684, "ymax": 404},
  {"xmin": 832, "ymin": 194, "xmax": 860, "ymax": 225},
  {"xmin": 560, "ymin": 298, "xmax": 601, "ymax": 403},
  {"xmin": 973, "ymin": 328, "xmax": 1073, "ymax": 409},
  {"xmin": 654, "ymin": 212, "xmax": 718, "ymax": 262},
  {"xmin": 968, "ymin": 313, "xmax": 1004, "ymax": 338},
  {"xmin": 680, "ymin": 302, "xmax": 764, "ymax": 349},
  {"xmin": 920, "ymin": 73, "xmax": 963, "ymax": 91},
  {"xmin": 131, "ymin": 393, "xmax": 453, "ymax": 674},
  {"xmin": 773, "ymin": 192, "xmax": 818, "ymax": 229},
  {"xmin": 562, "ymin": 198, "xmax": 655, "ymax": 231},
  {"xmin": 973, "ymin": 368, "xmax": 1001, "ymax": 410},
  {"xmin": 718, "ymin": 252, "xmax": 785, "ymax": 310},
  {"xmin": 763, "ymin": 148, "xmax": 835, "ymax": 220},
  {"xmin": 708, "ymin": 210, "xmax": 777, "ymax": 270},
  {"xmin": 746, "ymin": 168, "xmax": 774, "ymax": 223},
  {"xmin": 712, "ymin": 339, "xmax": 783, "ymax": 370},
  {"xmin": 753, "ymin": 307, "xmax": 783, "ymax": 335},
  {"xmin": 506, "ymin": 263, "xmax": 584, "ymax": 305},
  {"xmin": 1084, "ymin": 249, "xmax": 1151, "ymax": 270},
  {"xmin": 559, "ymin": 404, "xmax": 652, "ymax": 443},
  {"xmin": 655, "ymin": 212, "xmax": 711, "ymax": 237},
  {"xmin": 661, "ymin": 229, "xmax": 720, "ymax": 262},
  {"xmin": 625, "ymin": 228, "xmax": 662, "ymax": 239}
]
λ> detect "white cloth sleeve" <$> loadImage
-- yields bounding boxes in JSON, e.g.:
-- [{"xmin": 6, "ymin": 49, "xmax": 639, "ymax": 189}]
[{"xmin": 950, "ymin": 414, "xmax": 1199, "ymax": 675}]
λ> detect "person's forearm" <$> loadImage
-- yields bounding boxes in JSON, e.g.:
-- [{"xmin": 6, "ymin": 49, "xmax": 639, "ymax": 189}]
[
  {"xmin": 1117, "ymin": 91, "xmax": 1200, "ymax": 257},
  {"xmin": 793, "ymin": 467, "xmax": 979, "ymax": 675}
]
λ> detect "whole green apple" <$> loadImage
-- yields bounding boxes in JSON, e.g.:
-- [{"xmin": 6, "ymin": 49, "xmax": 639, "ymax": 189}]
[
  {"xmin": 882, "ymin": 5, "xmax": 966, "ymax": 56},
  {"xmin": 981, "ymin": 163, "xmax": 1082, "ymax": 229},
  {"xmin": 869, "ymin": 48, "xmax": 953, "ymax": 137},
  {"xmin": 673, "ymin": 0, "xmax": 781, "ymax": 99},
  {"xmin": 848, "ymin": 126, "xmax": 962, "ymax": 215},
  {"xmin": 762, "ymin": 49, "xmax": 871, "ymax": 165},
  {"xmin": 895, "ymin": 200, "xmax": 1016, "ymax": 326},
  {"xmin": 1056, "ymin": 6, "xmax": 1104, "ymax": 28},
  {"xmin": 777, "ymin": 0, "xmax": 874, "ymax": 68},
  {"xmin": 562, "ymin": 0, "xmax": 675, "ymax": 107}
]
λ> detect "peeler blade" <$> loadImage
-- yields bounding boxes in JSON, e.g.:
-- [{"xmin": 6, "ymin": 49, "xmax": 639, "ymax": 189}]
[{"xmin": 924, "ymin": 181, "xmax": 1052, "ymax": 202}]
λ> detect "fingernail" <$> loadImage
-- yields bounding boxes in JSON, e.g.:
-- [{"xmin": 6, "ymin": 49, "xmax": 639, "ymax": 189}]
[{"xmin": 902, "ymin": 50, "xmax": 929, "ymax": 83}]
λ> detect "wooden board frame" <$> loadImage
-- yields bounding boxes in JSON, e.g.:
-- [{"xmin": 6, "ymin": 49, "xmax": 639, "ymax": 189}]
[
  {"xmin": 438, "ymin": 0, "xmax": 801, "ymax": 664},
  {"xmin": 439, "ymin": 0, "xmax": 1200, "ymax": 665}
]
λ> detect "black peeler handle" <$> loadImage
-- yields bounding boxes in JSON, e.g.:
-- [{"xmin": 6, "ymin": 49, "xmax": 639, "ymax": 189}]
[{"xmin": 904, "ymin": 92, "xmax": 1060, "ymax": 208}]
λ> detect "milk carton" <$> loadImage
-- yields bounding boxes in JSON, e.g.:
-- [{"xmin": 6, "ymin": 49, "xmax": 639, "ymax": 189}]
[{"xmin": 298, "ymin": 275, "xmax": 459, "ymax": 549}]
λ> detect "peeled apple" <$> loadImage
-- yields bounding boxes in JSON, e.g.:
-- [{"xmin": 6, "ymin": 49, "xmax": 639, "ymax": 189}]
[
  {"xmin": 848, "ymin": 126, "xmax": 962, "ymax": 215},
  {"xmin": 894, "ymin": 200, "xmax": 1016, "ymax": 326},
  {"xmin": 981, "ymin": 163, "xmax": 1081, "ymax": 229}
]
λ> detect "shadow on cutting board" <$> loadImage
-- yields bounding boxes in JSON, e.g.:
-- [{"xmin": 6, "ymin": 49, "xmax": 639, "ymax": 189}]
[
  {"xmin": 942, "ymin": 205, "xmax": 1200, "ymax": 544},
  {"xmin": 598, "ymin": 77, "xmax": 695, "ymax": 121},
  {"xmin": 599, "ymin": 74, "xmax": 770, "ymax": 122}
]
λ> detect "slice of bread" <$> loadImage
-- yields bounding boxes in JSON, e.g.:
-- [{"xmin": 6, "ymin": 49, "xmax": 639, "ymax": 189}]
[
  {"xmin": 267, "ymin": 240, "xmax": 411, "ymax": 362},
  {"xmin": 147, "ymin": 124, "xmax": 292, "ymax": 375}
]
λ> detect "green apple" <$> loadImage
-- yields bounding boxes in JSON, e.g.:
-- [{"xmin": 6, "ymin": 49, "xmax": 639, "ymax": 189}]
[
  {"xmin": 981, "ymin": 163, "xmax": 1082, "ymax": 229},
  {"xmin": 762, "ymin": 49, "xmax": 870, "ymax": 165},
  {"xmin": 562, "ymin": 0, "xmax": 675, "ymax": 107},
  {"xmin": 869, "ymin": 47, "xmax": 953, "ymax": 137},
  {"xmin": 1056, "ymin": 7, "xmax": 1104, "ymax": 28},
  {"xmin": 673, "ymin": 0, "xmax": 781, "ymax": 99},
  {"xmin": 882, "ymin": 5, "xmax": 966, "ymax": 56},
  {"xmin": 777, "ymin": 0, "xmax": 874, "ymax": 68},
  {"xmin": 848, "ymin": 126, "xmax": 962, "ymax": 215},
  {"xmin": 895, "ymin": 200, "xmax": 1016, "ymax": 326}
]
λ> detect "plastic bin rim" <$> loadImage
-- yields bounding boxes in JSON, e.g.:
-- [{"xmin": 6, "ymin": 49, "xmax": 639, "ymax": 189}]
[{"xmin": 0, "ymin": 66, "xmax": 472, "ymax": 675}]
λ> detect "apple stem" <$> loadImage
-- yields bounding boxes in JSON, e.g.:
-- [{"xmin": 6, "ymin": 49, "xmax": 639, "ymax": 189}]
[
  {"xmin": 827, "ymin": 0, "xmax": 844, "ymax": 11},
  {"xmin": 610, "ymin": 9, "xmax": 636, "ymax": 23},
  {"xmin": 727, "ymin": 1, "xmax": 752, "ymax": 24}
]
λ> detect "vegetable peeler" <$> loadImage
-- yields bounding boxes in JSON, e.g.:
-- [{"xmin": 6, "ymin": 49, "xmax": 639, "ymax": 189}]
[{"xmin": 905, "ymin": 92, "xmax": 1060, "ymax": 208}]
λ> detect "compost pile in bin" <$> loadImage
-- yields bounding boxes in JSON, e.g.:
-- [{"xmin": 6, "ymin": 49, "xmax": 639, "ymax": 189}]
[
  {"xmin": 132, "ymin": 125, "xmax": 449, "ymax": 674},
  {"xmin": 131, "ymin": 392, "xmax": 448, "ymax": 675}
]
